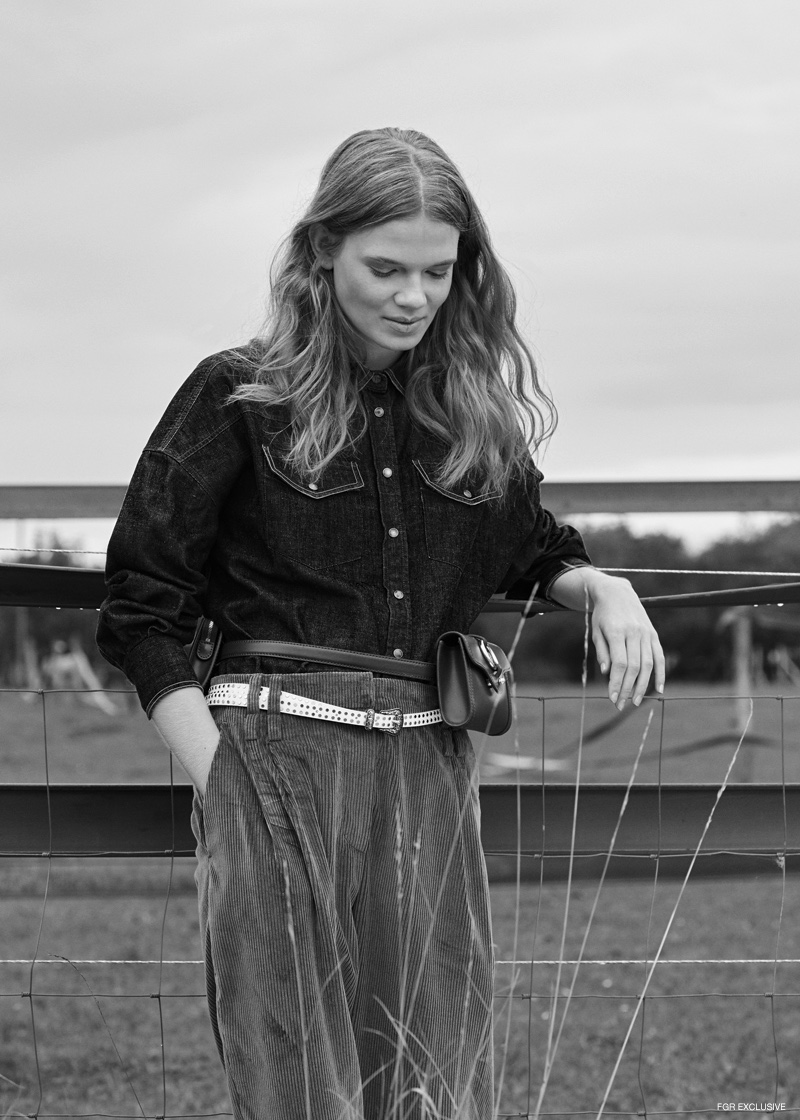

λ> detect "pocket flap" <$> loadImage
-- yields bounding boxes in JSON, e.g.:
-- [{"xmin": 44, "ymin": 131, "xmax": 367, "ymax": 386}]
[
  {"xmin": 413, "ymin": 460, "xmax": 499, "ymax": 505},
  {"xmin": 264, "ymin": 443, "xmax": 364, "ymax": 498}
]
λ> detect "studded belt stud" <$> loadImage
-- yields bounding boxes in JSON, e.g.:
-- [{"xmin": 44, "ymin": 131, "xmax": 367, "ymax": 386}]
[{"xmin": 206, "ymin": 681, "xmax": 442, "ymax": 735}]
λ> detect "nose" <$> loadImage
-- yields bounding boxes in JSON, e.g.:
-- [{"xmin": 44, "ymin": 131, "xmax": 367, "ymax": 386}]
[{"xmin": 394, "ymin": 276, "xmax": 427, "ymax": 313}]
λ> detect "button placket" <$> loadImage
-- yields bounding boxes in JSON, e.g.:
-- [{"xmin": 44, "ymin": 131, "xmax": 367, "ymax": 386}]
[{"xmin": 366, "ymin": 388, "xmax": 411, "ymax": 656}]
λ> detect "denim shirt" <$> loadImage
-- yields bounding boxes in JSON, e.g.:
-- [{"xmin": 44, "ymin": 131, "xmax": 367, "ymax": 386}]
[{"xmin": 96, "ymin": 349, "xmax": 591, "ymax": 714}]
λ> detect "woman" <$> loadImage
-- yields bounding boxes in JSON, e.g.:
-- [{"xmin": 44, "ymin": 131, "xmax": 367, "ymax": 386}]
[{"xmin": 97, "ymin": 128, "xmax": 663, "ymax": 1120}]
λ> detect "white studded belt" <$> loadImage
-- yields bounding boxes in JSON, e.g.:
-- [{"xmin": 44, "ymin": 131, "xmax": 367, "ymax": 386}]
[{"xmin": 206, "ymin": 681, "xmax": 443, "ymax": 735}]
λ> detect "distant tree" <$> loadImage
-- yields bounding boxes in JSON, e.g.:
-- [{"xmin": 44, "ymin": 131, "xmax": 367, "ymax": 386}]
[
  {"xmin": 485, "ymin": 518, "xmax": 800, "ymax": 683},
  {"xmin": 699, "ymin": 519, "xmax": 800, "ymax": 585}
]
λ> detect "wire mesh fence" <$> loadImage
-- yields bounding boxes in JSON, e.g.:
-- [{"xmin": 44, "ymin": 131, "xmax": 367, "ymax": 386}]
[
  {"xmin": 2, "ymin": 683, "xmax": 800, "ymax": 1118},
  {"xmin": 3, "ymin": 520, "xmax": 800, "ymax": 1116}
]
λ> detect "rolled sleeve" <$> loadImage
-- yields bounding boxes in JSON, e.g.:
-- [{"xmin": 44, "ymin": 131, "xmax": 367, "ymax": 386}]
[
  {"xmin": 537, "ymin": 558, "xmax": 594, "ymax": 603},
  {"xmin": 96, "ymin": 450, "xmax": 224, "ymax": 713},
  {"xmin": 121, "ymin": 634, "xmax": 203, "ymax": 717}
]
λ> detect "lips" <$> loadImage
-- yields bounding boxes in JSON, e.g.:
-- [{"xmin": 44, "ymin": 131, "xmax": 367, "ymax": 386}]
[{"xmin": 385, "ymin": 317, "xmax": 423, "ymax": 325}]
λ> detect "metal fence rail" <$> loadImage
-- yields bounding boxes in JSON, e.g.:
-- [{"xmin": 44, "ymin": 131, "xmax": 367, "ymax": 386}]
[
  {"xmin": 4, "ymin": 478, "xmax": 800, "ymax": 519},
  {"xmin": 2, "ymin": 781, "xmax": 798, "ymax": 881}
]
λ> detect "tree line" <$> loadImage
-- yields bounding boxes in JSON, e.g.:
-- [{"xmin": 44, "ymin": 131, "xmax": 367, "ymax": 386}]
[{"xmin": 483, "ymin": 517, "xmax": 800, "ymax": 683}]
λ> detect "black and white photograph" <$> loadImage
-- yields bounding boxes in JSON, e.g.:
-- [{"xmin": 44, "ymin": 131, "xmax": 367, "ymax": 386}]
[{"xmin": 1, "ymin": 3, "xmax": 799, "ymax": 1118}]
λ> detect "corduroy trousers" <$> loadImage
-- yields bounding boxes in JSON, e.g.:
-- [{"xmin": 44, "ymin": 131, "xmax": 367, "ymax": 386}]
[{"xmin": 191, "ymin": 671, "xmax": 495, "ymax": 1120}]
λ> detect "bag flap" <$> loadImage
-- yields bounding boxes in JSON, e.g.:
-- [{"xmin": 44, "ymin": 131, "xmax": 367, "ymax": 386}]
[{"xmin": 460, "ymin": 634, "xmax": 512, "ymax": 682}]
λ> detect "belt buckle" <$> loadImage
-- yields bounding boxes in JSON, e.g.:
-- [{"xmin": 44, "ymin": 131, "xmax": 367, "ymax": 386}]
[{"xmin": 379, "ymin": 707, "xmax": 404, "ymax": 735}]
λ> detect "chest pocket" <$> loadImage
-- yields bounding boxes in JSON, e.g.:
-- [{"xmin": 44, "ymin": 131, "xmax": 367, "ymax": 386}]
[
  {"xmin": 263, "ymin": 442, "xmax": 366, "ymax": 570},
  {"xmin": 413, "ymin": 459, "xmax": 500, "ymax": 570}
]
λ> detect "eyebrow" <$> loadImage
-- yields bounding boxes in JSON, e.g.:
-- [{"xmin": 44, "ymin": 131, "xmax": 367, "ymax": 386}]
[{"xmin": 366, "ymin": 256, "xmax": 457, "ymax": 269}]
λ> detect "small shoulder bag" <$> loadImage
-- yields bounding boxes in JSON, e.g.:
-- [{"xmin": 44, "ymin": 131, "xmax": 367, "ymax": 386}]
[{"xmin": 435, "ymin": 631, "xmax": 514, "ymax": 735}]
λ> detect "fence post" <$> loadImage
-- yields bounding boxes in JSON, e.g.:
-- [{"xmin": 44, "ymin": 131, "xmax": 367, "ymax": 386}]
[{"xmin": 731, "ymin": 607, "xmax": 754, "ymax": 780}]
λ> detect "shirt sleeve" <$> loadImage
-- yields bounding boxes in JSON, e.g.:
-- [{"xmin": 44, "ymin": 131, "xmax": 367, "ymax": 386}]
[
  {"xmin": 96, "ymin": 356, "xmax": 246, "ymax": 715},
  {"xmin": 496, "ymin": 465, "xmax": 593, "ymax": 604}
]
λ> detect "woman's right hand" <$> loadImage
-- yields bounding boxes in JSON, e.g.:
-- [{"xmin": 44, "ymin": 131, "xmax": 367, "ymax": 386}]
[{"xmin": 150, "ymin": 686, "xmax": 221, "ymax": 796}]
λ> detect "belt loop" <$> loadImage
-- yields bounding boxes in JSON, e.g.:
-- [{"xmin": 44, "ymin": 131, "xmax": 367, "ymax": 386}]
[
  {"xmin": 265, "ymin": 674, "xmax": 283, "ymax": 742},
  {"xmin": 245, "ymin": 675, "xmax": 265, "ymax": 743}
]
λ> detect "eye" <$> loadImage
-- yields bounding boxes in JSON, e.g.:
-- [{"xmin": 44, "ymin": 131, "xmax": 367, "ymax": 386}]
[
  {"xmin": 428, "ymin": 271, "xmax": 450, "ymax": 280},
  {"xmin": 369, "ymin": 267, "xmax": 394, "ymax": 278}
]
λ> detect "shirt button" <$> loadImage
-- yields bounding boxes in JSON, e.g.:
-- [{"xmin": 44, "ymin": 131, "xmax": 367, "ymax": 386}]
[
  {"xmin": 463, "ymin": 489, "xmax": 473, "ymax": 498},
  {"xmin": 393, "ymin": 590, "xmax": 404, "ymax": 599},
  {"xmin": 382, "ymin": 467, "xmax": 393, "ymax": 478},
  {"xmin": 308, "ymin": 483, "xmax": 319, "ymax": 491},
  {"xmin": 393, "ymin": 648, "xmax": 404, "ymax": 659},
  {"xmin": 388, "ymin": 527, "xmax": 399, "ymax": 538},
  {"xmin": 374, "ymin": 407, "xmax": 385, "ymax": 417}
]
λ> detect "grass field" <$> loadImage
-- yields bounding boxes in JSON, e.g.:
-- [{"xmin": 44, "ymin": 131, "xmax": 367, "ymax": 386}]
[
  {"xmin": 2, "ymin": 684, "xmax": 800, "ymax": 1116},
  {"xmin": 2, "ymin": 865, "xmax": 798, "ymax": 1117}
]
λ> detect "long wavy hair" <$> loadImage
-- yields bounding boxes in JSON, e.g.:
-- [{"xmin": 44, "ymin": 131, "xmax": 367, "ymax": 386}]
[{"xmin": 231, "ymin": 127, "xmax": 556, "ymax": 493}]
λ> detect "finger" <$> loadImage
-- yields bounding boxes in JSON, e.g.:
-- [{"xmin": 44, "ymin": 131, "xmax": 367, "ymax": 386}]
[
  {"xmin": 631, "ymin": 639, "xmax": 654, "ymax": 706},
  {"xmin": 592, "ymin": 628, "xmax": 611, "ymax": 675},
  {"xmin": 653, "ymin": 635, "xmax": 666, "ymax": 694},
  {"xmin": 615, "ymin": 639, "xmax": 641, "ymax": 709},
  {"xmin": 606, "ymin": 637, "xmax": 629, "ymax": 705},
  {"xmin": 632, "ymin": 630, "xmax": 666, "ymax": 701}
]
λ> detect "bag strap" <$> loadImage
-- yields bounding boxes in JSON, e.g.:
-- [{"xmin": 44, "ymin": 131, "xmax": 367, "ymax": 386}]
[
  {"xmin": 219, "ymin": 639, "xmax": 436, "ymax": 684},
  {"xmin": 186, "ymin": 617, "xmax": 223, "ymax": 690}
]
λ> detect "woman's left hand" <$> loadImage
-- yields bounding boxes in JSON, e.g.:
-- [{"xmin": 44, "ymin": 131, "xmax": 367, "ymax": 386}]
[{"xmin": 547, "ymin": 567, "xmax": 665, "ymax": 709}]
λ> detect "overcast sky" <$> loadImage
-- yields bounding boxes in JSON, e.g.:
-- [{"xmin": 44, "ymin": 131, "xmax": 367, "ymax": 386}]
[{"xmin": 2, "ymin": 0, "xmax": 799, "ymax": 499}]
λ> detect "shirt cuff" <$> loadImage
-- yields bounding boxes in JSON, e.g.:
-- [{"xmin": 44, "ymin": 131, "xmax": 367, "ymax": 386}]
[
  {"xmin": 122, "ymin": 633, "xmax": 203, "ymax": 717},
  {"xmin": 540, "ymin": 559, "xmax": 595, "ymax": 604},
  {"xmin": 504, "ymin": 557, "xmax": 593, "ymax": 605}
]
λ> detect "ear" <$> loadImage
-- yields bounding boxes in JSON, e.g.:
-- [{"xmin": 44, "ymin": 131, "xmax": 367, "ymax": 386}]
[{"xmin": 309, "ymin": 223, "xmax": 336, "ymax": 269}]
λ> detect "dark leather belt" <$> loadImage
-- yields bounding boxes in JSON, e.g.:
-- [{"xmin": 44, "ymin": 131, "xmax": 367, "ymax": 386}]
[{"xmin": 219, "ymin": 640, "xmax": 436, "ymax": 684}]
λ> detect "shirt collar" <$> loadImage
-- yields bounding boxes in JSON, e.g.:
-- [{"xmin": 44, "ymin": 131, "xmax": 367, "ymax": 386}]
[
  {"xmin": 354, "ymin": 365, "xmax": 406, "ymax": 395},
  {"xmin": 385, "ymin": 367, "xmax": 406, "ymax": 395}
]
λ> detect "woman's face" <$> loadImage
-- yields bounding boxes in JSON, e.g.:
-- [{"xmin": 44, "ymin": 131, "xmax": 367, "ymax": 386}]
[{"xmin": 318, "ymin": 213, "xmax": 459, "ymax": 370}]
